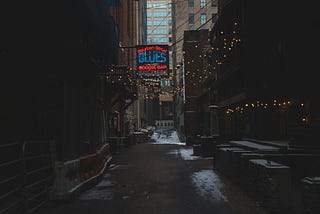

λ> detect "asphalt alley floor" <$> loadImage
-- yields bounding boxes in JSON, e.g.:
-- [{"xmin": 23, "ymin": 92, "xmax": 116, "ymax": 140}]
[{"xmin": 36, "ymin": 138, "xmax": 270, "ymax": 214}]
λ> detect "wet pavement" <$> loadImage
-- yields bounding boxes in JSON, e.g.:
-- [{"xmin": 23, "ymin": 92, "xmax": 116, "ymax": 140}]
[{"xmin": 36, "ymin": 130, "xmax": 269, "ymax": 214}]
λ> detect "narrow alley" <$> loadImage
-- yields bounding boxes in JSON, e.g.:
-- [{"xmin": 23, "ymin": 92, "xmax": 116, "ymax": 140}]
[
  {"xmin": 35, "ymin": 130, "xmax": 268, "ymax": 214},
  {"xmin": 1, "ymin": 1, "xmax": 320, "ymax": 214}
]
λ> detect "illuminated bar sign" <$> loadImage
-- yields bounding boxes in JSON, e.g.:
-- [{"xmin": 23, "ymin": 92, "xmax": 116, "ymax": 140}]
[{"xmin": 136, "ymin": 45, "xmax": 169, "ymax": 77}]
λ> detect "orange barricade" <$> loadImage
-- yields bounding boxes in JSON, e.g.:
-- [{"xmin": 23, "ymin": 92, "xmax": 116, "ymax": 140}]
[{"xmin": 79, "ymin": 144, "xmax": 111, "ymax": 182}]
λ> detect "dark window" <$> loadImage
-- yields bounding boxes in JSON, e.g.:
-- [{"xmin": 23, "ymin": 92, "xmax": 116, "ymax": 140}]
[
  {"xmin": 212, "ymin": 13, "xmax": 218, "ymax": 23},
  {"xmin": 211, "ymin": 0, "xmax": 218, "ymax": 7},
  {"xmin": 188, "ymin": 13, "xmax": 194, "ymax": 24},
  {"xmin": 188, "ymin": 0, "xmax": 194, "ymax": 7}
]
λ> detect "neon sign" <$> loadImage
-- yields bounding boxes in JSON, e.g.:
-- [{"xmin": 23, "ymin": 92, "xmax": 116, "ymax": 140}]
[{"xmin": 136, "ymin": 45, "xmax": 169, "ymax": 77}]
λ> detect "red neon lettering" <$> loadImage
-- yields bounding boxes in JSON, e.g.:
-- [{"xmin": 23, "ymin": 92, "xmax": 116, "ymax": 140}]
[
  {"xmin": 155, "ymin": 46, "xmax": 167, "ymax": 53},
  {"xmin": 137, "ymin": 46, "xmax": 155, "ymax": 54},
  {"xmin": 157, "ymin": 65, "xmax": 167, "ymax": 70},
  {"xmin": 139, "ymin": 65, "xmax": 157, "ymax": 70}
]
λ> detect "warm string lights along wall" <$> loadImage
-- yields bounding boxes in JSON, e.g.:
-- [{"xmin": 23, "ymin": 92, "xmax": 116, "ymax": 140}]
[
  {"xmin": 105, "ymin": 20, "xmax": 241, "ymax": 99},
  {"xmin": 224, "ymin": 99, "xmax": 307, "ymax": 122},
  {"xmin": 105, "ymin": 65, "xmax": 136, "ymax": 86},
  {"xmin": 182, "ymin": 20, "xmax": 241, "ymax": 87},
  {"xmin": 105, "ymin": 65, "xmax": 180, "ymax": 101},
  {"xmin": 213, "ymin": 21, "xmax": 241, "ymax": 66}
]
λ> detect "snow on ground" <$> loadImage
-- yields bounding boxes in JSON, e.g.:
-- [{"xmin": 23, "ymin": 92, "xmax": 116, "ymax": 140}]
[
  {"xmin": 167, "ymin": 148, "xmax": 200, "ymax": 160},
  {"xmin": 78, "ymin": 174, "xmax": 115, "ymax": 200},
  {"xmin": 150, "ymin": 130, "xmax": 185, "ymax": 145},
  {"xmin": 191, "ymin": 170, "xmax": 228, "ymax": 202},
  {"xmin": 78, "ymin": 188, "xmax": 114, "ymax": 200}
]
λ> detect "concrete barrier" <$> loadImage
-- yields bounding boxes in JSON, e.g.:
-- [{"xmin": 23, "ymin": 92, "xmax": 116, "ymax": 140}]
[
  {"xmin": 301, "ymin": 177, "xmax": 320, "ymax": 214},
  {"xmin": 52, "ymin": 143, "xmax": 111, "ymax": 200},
  {"xmin": 52, "ymin": 159, "xmax": 80, "ymax": 200},
  {"xmin": 247, "ymin": 159, "xmax": 291, "ymax": 213}
]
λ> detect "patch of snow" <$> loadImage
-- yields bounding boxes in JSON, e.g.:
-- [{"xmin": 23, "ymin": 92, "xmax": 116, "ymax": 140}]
[
  {"xmin": 150, "ymin": 130, "xmax": 185, "ymax": 145},
  {"xmin": 96, "ymin": 179, "xmax": 116, "ymax": 188},
  {"xmin": 78, "ymin": 189, "xmax": 114, "ymax": 200},
  {"xmin": 167, "ymin": 148, "xmax": 200, "ymax": 160},
  {"xmin": 230, "ymin": 140, "xmax": 279, "ymax": 151},
  {"xmin": 179, "ymin": 148, "xmax": 201, "ymax": 160},
  {"xmin": 191, "ymin": 170, "xmax": 228, "ymax": 202},
  {"xmin": 78, "ymin": 174, "xmax": 115, "ymax": 200},
  {"xmin": 109, "ymin": 164, "xmax": 130, "ymax": 171}
]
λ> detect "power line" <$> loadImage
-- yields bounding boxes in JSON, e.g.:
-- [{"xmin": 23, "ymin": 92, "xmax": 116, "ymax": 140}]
[
  {"xmin": 148, "ymin": 0, "xmax": 214, "ymax": 47},
  {"xmin": 147, "ymin": 0, "xmax": 190, "ymax": 38},
  {"xmin": 196, "ymin": 16, "xmax": 213, "ymax": 30},
  {"xmin": 170, "ymin": 18, "xmax": 214, "ymax": 48}
]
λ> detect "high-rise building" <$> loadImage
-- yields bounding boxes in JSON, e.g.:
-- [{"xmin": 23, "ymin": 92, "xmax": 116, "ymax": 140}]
[
  {"xmin": 145, "ymin": 0, "xmax": 174, "ymax": 124},
  {"xmin": 146, "ymin": 0, "xmax": 172, "ymax": 45},
  {"xmin": 172, "ymin": 0, "xmax": 218, "ymax": 136}
]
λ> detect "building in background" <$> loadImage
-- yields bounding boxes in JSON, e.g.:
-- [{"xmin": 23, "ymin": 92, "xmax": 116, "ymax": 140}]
[
  {"xmin": 172, "ymin": 0, "xmax": 218, "ymax": 139},
  {"xmin": 141, "ymin": 0, "xmax": 174, "ymax": 127},
  {"xmin": 147, "ymin": 0, "xmax": 172, "ymax": 45},
  {"xmin": 123, "ymin": 0, "xmax": 148, "ymax": 131}
]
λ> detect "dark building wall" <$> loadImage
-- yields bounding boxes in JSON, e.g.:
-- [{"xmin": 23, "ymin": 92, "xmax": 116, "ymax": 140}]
[
  {"xmin": 183, "ymin": 30, "xmax": 211, "ymax": 136},
  {"xmin": 1, "ymin": 1, "xmax": 119, "ymax": 160},
  {"xmin": 210, "ymin": 0, "xmax": 320, "ymax": 142}
]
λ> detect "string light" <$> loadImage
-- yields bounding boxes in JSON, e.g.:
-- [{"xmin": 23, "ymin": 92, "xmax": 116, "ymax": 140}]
[
  {"xmin": 223, "ymin": 99, "xmax": 302, "ymax": 116},
  {"xmin": 104, "ymin": 20, "xmax": 242, "ymax": 99}
]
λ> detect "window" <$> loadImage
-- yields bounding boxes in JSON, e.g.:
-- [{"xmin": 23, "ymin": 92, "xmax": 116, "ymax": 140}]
[
  {"xmin": 168, "ymin": 20, "xmax": 172, "ymax": 26},
  {"xmin": 200, "ymin": 13, "xmax": 207, "ymax": 25},
  {"xmin": 168, "ymin": 3, "xmax": 172, "ymax": 8},
  {"xmin": 153, "ymin": 29, "xmax": 168, "ymax": 34},
  {"xmin": 147, "ymin": 12, "xmax": 152, "ymax": 17},
  {"xmin": 154, "ymin": 2, "xmax": 166, "ymax": 8},
  {"xmin": 147, "ymin": 3, "xmax": 152, "ymax": 8},
  {"xmin": 147, "ymin": 29, "xmax": 152, "ymax": 34},
  {"xmin": 154, "ymin": 20, "xmax": 167, "ymax": 26},
  {"xmin": 212, "ymin": 13, "xmax": 218, "ymax": 23},
  {"xmin": 211, "ymin": 0, "xmax": 218, "ymax": 7},
  {"xmin": 147, "ymin": 37, "xmax": 152, "ymax": 43},
  {"xmin": 153, "ymin": 38, "xmax": 168, "ymax": 43},
  {"xmin": 200, "ymin": 0, "xmax": 206, "ymax": 8},
  {"xmin": 147, "ymin": 20, "xmax": 152, "ymax": 25},
  {"xmin": 188, "ymin": 13, "xmax": 194, "ymax": 24},
  {"xmin": 153, "ymin": 12, "xmax": 167, "ymax": 17},
  {"xmin": 188, "ymin": 0, "xmax": 194, "ymax": 7}
]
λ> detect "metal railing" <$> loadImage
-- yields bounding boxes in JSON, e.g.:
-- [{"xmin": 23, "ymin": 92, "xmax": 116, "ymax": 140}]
[
  {"xmin": 0, "ymin": 141, "xmax": 55, "ymax": 214},
  {"xmin": 0, "ymin": 142, "xmax": 23, "ymax": 214}
]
